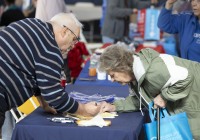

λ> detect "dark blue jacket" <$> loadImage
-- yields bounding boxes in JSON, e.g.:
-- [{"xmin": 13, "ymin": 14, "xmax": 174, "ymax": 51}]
[{"xmin": 158, "ymin": 7, "xmax": 200, "ymax": 62}]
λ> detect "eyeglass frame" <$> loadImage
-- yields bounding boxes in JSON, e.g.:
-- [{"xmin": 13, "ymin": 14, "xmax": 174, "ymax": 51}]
[{"xmin": 63, "ymin": 25, "xmax": 80, "ymax": 44}]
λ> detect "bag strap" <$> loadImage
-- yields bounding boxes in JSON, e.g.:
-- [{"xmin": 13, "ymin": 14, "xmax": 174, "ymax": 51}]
[
  {"xmin": 149, "ymin": 102, "xmax": 155, "ymax": 121},
  {"xmin": 161, "ymin": 108, "xmax": 169, "ymax": 117},
  {"xmin": 148, "ymin": 101, "xmax": 170, "ymax": 121},
  {"xmin": 148, "ymin": 102, "xmax": 156, "ymax": 121}
]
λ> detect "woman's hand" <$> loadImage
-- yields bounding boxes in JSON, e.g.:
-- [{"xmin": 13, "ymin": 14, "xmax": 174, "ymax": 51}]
[
  {"xmin": 153, "ymin": 94, "xmax": 167, "ymax": 108},
  {"xmin": 99, "ymin": 101, "xmax": 116, "ymax": 113}
]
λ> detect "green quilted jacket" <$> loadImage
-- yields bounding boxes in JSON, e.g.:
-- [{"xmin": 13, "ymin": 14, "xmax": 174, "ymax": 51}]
[{"xmin": 114, "ymin": 48, "xmax": 200, "ymax": 139}]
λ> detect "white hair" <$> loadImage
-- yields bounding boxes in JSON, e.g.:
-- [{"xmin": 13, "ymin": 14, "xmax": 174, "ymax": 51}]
[{"xmin": 50, "ymin": 13, "xmax": 83, "ymax": 28}]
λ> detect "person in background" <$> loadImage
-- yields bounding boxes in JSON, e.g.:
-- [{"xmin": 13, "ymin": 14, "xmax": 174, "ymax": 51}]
[
  {"xmin": 101, "ymin": 0, "xmax": 165, "ymax": 44},
  {"xmin": 23, "ymin": 0, "xmax": 37, "ymax": 18},
  {"xmin": 35, "ymin": 0, "xmax": 72, "ymax": 84},
  {"xmin": 101, "ymin": 0, "xmax": 137, "ymax": 43},
  {"xmin": 98, "ymin": 44, "xmax": 200, "ymax": 139},
  {"xmin": 0, "ymin": 0, "xmax": 5, "ymax": 18},
  {"xmin": 99, "ymin": 0, "xmax": 106, "ymax": 29},
  {"xmin": 135, "ymin": 0, "xmax": 166, "ymax": 9},
  {"xmin": 14, "ymin": 0, "xmax": 23, "ymax": 9},
  {"xmin": 67, "ymin": 42, "xmax": 90, "ymax": 83},
  {"xmin": 0, "ymin": 0, "xmax": 5, "ymax": 7},
  {"xmin": 157, "ymin": 0, "xmax": 200, "ymax": 62},
  {"xmin": 35, "ymin": 0, "xmax": 68, "ymax": 21},
  {"xmin": 0, "ymin": 0, "xmax": 25, "ymax": 26},
  {"xmin": 0, "ymin": 12, "xmax": 100, "ymax": 132}
]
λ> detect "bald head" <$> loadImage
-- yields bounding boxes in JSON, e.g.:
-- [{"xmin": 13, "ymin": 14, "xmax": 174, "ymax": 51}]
[
  {"xmin": 50, "ymin": 13, "xmax": 83, "ymax": 32},
  {"xmin": 50, "ymin": 13, "xmax": 82, "ymax": 57}
]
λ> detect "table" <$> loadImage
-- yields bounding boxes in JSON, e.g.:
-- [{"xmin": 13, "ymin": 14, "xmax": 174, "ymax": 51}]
[
  {"xmin": 11, "ymin": 85, "xmax": 145, "ymax": 140},
  {"xmin": 65, "ymin": 84, "xmax": 129, "ymax": 98},
  {"xmin": 12, "ymin": 108, "xmax": 144, "ymax": 140},
  {"xmin": 75, "ymin": 61, "xmax": 124, "ymax": 87},
  {"xmin": 66, "ymin": 0, "xmax": 102, "ymax": 6}
]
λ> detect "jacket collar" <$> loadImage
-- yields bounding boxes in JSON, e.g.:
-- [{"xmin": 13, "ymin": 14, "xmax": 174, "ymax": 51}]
[
  {"xmin": 132, "ymin": 55, "xmax": 147, "ymax": 88},
  {"xmin": 132, "ymin": 55, "xmax": 152, "ymax": 104}
]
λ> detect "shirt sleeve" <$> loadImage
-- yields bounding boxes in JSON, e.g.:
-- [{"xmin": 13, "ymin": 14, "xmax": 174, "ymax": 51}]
[
  {"xmin": 107, "ymin": 0, "xmax": 133, "ymax": 18},
  {"xmin": 33, "ymin": 30, "xmax": 78, "ymax": 114},
  {"xmin": 144, "ymin": 54, "xmax": 194, "ymax": 102},
  {"xmin": 113, "ymin": 87, "xmax": 140, "ymax": 112},
  {"xmin": 35, "ymin": 62, "xmax": 79, "ymax": 113},
  {"xmin": 157, "ymin": 7, "xmax": 180, "ymax": 34},
  {"xmin": 160, "ymin": 72, "xmax": 193, "ymax": 102}
]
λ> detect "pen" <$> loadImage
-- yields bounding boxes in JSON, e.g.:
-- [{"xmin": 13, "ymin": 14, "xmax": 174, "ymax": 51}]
[
  {"xmin": 79, "ymin": 78, "xmax": 96, "ymax": 81},
  {"xmin": 47, "ymin": 117, "xmax": 75, "ymax": 123}
]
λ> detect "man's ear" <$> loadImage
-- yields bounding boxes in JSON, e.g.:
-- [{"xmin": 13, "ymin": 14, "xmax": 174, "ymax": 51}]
[{"xmin": 61, "ymin": 27, "xmax": 67, "ymax": 38}]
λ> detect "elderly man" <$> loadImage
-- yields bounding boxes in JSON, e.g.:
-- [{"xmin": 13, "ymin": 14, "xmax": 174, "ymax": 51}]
[{"xmin": 0, "ymin": 13, "xmax": 100, "ymax": 129}]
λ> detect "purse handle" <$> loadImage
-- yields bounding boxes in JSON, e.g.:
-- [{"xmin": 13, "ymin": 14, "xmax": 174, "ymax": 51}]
[{"xmin": 148, "ymin": 101, "xmax": 169, "ymax": 121}]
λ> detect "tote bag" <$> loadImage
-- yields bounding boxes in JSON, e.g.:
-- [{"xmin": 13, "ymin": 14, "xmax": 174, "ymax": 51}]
[{"xmin": 144, "ymin": 102, "xmax": 193, "ymax": 140}]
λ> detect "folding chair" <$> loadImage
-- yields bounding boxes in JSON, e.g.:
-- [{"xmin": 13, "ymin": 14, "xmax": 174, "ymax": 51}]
[{"xmin": 10, "ymin": 96, "xmax": 40, "ymax": 122}]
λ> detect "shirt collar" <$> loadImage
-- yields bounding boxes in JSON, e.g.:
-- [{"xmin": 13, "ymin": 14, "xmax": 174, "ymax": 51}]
[{"xmin": 46, "ymin": 22, "xmax": 55, "ymax": 37}]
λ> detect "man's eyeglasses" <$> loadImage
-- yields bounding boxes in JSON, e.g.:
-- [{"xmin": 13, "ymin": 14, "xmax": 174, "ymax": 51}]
[{"xmin": 63, "ymin": 25, "xmax": 80, "ymax": 44}]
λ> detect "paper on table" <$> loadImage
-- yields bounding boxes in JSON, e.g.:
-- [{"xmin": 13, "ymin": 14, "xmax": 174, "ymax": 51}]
[
  {"xmin": 100, "ymin": 112, "xmax": 118, "ymax": 119},
  {"xmin": 76, "ymin": 114, "xmax": 108, "ymax": 128},
  {"xmin": 65, "ymin": 112, "xmax": 118, "ymax": 120}
]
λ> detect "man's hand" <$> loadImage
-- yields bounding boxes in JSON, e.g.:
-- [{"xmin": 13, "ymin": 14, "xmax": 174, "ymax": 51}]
[
  {"xmin": 36, "ymin": 96, "xmax": 57, "ymax": 114},
  {"xmin": 42, "ymin": 103, "xmax": 57, "ymax": 114},
  {"xmin": 166, "ymin": 0, "xmax": 177, "ymax": 9},
  {"xmin": 151, "ymin": 0, "xmax": 158, "ymax": 4},
  {"xmin": 153, "ymin": 94, "xmax": 167, "ymax": 108},
  {"xmin": 132, "ymin": 8, "xmax": 138, "ymax": 14},
  {"xmin": 75, "ymin": 102, "xmax": 100, "ymax": 117}
]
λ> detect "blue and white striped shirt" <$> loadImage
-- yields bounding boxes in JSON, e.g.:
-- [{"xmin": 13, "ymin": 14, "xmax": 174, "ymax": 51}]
[{"xmin": 0, "ymin": 18, "xmax": 78, "ymax": 113}]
